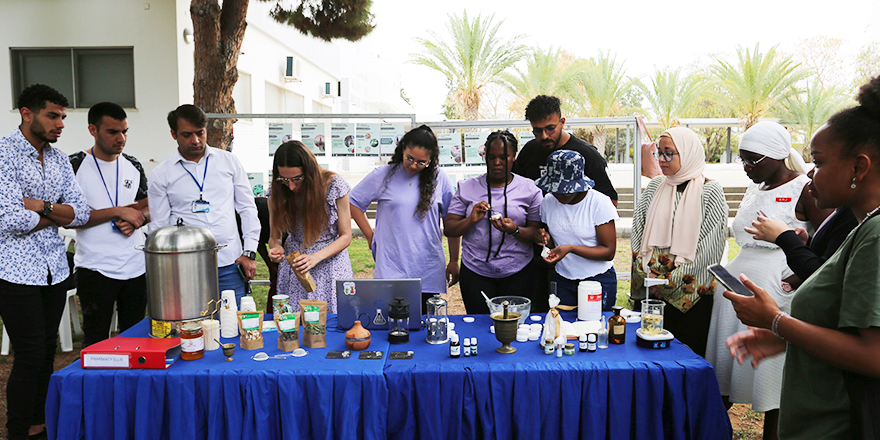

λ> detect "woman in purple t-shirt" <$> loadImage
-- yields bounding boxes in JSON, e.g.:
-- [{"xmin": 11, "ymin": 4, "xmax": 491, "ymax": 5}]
[
  {"xmin": 350, "ymin": 125, "xmax": 460, "ymax": 311},
  {"xmin": 445, "ymin": 131, "xmax": 545, "ymax": 314}
]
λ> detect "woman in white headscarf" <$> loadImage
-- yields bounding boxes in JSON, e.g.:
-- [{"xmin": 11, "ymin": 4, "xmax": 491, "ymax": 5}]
[
  {"xmin": 705, "ymin": 121, "xmax": 831, "ymax": 440},
  {"xmin": 631, "ymin": 127, "xmax": 729, "ymax": 358}
]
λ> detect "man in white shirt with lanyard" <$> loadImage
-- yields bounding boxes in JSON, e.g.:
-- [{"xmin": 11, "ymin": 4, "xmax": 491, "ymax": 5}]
[
  {"xmin": 69, "ymin": 102, "xmax": 150, "ymax": 348},
  {"xmin": 148, "ymin": 105, "xmax": 260, "ymax": 308}
]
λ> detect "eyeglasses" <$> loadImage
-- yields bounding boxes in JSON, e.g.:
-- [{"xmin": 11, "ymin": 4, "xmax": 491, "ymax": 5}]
[
  {"xmin": 276, "ymin": 175, "xmax": 305, "ymax": 184},
  {"xmin": 734, "ymin": 155, "xmax": 768, "ymax": 166},
  {"xmin": 652, "ymin": 151, "xmax": 681, "ymax": 162},
  {"xmin": 405, "ymin": 156, "xmax": 429, "ymax": 167},
  {"xmin": 532, "ymin": 124, "xmax": 559, "ymax": 136}
]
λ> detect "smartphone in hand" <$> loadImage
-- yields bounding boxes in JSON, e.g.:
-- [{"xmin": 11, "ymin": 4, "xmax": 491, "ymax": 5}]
[{"xmin": 708, "ymin": 264, "xmax": 754, "ymax": 297}]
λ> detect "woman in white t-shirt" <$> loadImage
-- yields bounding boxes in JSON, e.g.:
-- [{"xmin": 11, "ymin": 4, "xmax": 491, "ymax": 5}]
[{"xmin": 537, "ymin": 150, "xmax": 620, "ymax": 310}]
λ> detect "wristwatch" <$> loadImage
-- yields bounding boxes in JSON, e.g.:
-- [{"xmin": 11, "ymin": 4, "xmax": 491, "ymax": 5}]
[
  {"xmin": 41, "ymin": 201, "xmax": 54, "ymax": 217},
  {"xmin": 509, "ymin": 226, "xmax": 521, "ymax": 236},
  {"xmin": 241, "ymin": 250, "xmax": 256, "ymax": 260}
]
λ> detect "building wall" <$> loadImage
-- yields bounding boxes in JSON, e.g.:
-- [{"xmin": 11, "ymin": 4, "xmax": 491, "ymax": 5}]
[{"xmin": 0, "ymin": 0, "xmax": 185, "ymax": 175}]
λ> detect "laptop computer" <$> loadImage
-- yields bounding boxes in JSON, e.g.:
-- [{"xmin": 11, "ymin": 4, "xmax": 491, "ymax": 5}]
[{"xmin": 335, "ymin": 279, "xmax": 422, "ymax": 331}]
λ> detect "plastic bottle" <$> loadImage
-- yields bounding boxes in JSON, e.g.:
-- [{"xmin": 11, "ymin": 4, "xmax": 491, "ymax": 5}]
[
  {"xmin": 579, "ymin": 334, "xmax": 588, "ymax": 352},
  {"xmin": 471, "ymin": 337, "xmax": 478, "ymax": 356},
  {"xmin": 450, "ymin": 334, "xmax": 460, "ymax": 358},
  {"xmin": 463, "ymin": 338, "xmax": 471, "ymax": 357}
]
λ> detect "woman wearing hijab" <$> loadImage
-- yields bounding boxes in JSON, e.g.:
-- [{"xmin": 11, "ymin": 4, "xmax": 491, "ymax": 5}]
[
  {"xmin": 631, "ymin": 127, "xmax": 729, "ymax": 358},
  {"xmin": 706, "ymin": 121, "xmax": 830, "ymax": 440}
]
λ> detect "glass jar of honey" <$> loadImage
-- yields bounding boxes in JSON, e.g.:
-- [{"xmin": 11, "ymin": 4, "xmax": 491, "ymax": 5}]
[{"xmin": 180, "ymin": 321, "xmax": 204, "ymax": 360}]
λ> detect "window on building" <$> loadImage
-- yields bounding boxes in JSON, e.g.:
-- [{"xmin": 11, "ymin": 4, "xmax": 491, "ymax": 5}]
[
  {"xmin": 11, "ymin": 47, "xmax": 135, "ymax": 108},
  {"xmin": 232, "ymin": 71, "xmax": 251, "ymax": 114}
]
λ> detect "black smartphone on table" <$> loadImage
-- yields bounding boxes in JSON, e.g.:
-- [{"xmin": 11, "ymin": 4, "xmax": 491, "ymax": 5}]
[{"xmin": 708, "ymin": 264, "xmax": 754, "ymax": 297}]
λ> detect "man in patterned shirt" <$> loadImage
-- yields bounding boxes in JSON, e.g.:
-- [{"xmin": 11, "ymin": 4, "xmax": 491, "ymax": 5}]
[{"xmin": 0, "ymin": 84, "xmax": 90, "ymax": 440}]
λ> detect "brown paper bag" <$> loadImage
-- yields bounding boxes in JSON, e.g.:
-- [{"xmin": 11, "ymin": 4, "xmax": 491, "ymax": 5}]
[
  {"xmin": 237, "ymin": 311, "xmax": 264, "ymax": 350},
  {"xmin": 287, "ymin": 251, "xmax": 317, "ymax": 292},
  {"xmin": 299, "ymin": 299, "xmax": 327, "ymax": 348},
  {"xmin": 274, "ymin": 312, "xmax": 300, "ymax": 352}
]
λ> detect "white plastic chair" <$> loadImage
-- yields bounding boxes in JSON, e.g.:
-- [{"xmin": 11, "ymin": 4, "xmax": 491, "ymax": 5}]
[{"xmin": 1, "ymin": 229, "xmax": 117, "ymax": 355}]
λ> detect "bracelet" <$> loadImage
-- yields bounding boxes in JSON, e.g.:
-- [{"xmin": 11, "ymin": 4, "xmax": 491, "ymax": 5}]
[
  {"xmin": 771, "ymin": 311, "xmax": 789, "ymax": 339},
  {"xmin": 510, "ymin": 226, "xmax": 521, "ymax": 236}
]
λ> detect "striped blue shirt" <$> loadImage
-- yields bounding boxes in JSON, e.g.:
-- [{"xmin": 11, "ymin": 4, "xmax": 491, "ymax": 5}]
[{"xmin": 0, "ymin": 128, "xmax": 89, "ymax": 285}]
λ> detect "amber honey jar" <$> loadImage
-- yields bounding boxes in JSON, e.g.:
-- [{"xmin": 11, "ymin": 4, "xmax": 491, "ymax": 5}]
[{"xmin": 180, "ymin": 321, "xmax": 205, "ymax": 360}]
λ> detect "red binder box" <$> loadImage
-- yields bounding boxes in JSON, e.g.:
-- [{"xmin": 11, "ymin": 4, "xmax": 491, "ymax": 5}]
[{"xmin": 81, "ymin": 337, "xmax": 182, "ymax": 369}]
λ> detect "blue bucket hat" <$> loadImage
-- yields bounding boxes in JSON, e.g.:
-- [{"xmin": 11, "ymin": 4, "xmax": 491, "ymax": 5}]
[{"xmin": 535, "ymin": 150, "xmax": 595, "ymax": 194}]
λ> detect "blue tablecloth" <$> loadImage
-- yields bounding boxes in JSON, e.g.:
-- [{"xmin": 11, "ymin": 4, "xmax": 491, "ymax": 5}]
[
  {"xmin": 46, "ymin": 317, "xmax": 389, "ymax": 440},
  {"xmin": 383, "ymin": 313, "xmax": 732, "ymax": 440},
  {"xmin": 47, "ymin": 313, "xmax": 732, "ymax": 440}
]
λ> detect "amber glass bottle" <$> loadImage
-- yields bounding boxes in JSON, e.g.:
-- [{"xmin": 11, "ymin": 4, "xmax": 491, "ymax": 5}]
[{"xmin": 608, "ymin": 306, "xmax": 627, "ymax": 344}]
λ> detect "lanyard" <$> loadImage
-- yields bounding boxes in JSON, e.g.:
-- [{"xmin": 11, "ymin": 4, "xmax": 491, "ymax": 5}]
[
  {"xmin": 179, "ymin": 156, "xmax": 209, "ymax": 200},
  {"xmin": 92, "ymin": 148, "xmax": 118, "ymax": 207}
]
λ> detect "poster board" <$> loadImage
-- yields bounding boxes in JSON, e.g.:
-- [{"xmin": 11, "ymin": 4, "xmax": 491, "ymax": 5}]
[
  {"xmin": 268, "ymin": 123, "xmax": 293, "ymax": 156},
  {"xmin": 379, "ymin": 123, "xmax": 405, "ymax": 156},
  {"xmin": 437, "ymin": 131, "xmax": 461, "ymax": 166},
  {"xmin": 331, "ymin": 123, "xmax": 355, "ymax": 156},
  {"xmin": 356, "ymin": 123, "xmax": 380, "ymax": 155},
  {"xmin": 300, "ymin": 123, "xmax": 326, "ymax": 155},
  {"xmin": 463, "ymin": 131, "xmax": 489, "ymax": 166}
]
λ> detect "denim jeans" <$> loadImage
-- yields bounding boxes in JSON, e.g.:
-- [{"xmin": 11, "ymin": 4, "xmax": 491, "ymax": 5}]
[
  {"xmin": 554, "ymin": 267, "xmax": 618, "ymax": 311},
  {"xmin": 218, "ymin": 263, "xmax": 247, "ymax": 309}
]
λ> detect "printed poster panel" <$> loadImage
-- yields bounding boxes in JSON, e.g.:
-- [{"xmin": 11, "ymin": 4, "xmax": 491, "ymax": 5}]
[
  {"xmin": 379, "ymin": 123, "xmax": 405, "ymax": 156},
  {"xmin": 518, "ymin": 130, "xmax": 535, "ymax": 148},
  {"xmin": 464, "ymin": 131, "xmax": 489, "ymax": 166},
  {"xmin": 268, "ymin": 123, "xmax": 293, "ymax": 156},
  {"xmin": 331, "ymin": 123, "xmax": 355, "ymax": 156},
  {"xmin": 356, "ymin": 123, "xmax": 380, "ymax": 155},
  {"xmin": 300, "ymin": 123, "xmax": 326, "ymax": 155},
  {"xmin": 437, "ymin": 131, "xmax": 461, "ymax": 166},
  {"xmin": 247, "ymin": 173, "xmax": 265, "ymax": 197}
]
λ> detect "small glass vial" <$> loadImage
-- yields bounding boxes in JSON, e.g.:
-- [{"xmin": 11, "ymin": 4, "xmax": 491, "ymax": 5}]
[
  {"xmin": 609, "ymin": 306, "xmax": 627, "ymax": 344},
  {"xmin": 180, "ymin": 321, "xmax": 204, "ymax": 361},
  {"xmin": 449, "ymin": 334, "xmax": 460, "ymax": 358},
  {"xmin": 463, "ymin": 338, "xmax": 471, "ymax": 357},
  {"xmin": 555, "ymin": 342, "xmax": 563, "ymax": 358},
  {"xmin": 544, "ymin": 339, "xmax": 555, "ymax": 355},
  {"xmin": 564, "ymin": 343, "xmax": 575, "ymax": 355},
  {"xmin": 598, "ymin": 316, "xmax": 609, "ymax": 349},
  {"xmin": 588, "ymin": 333, "xmax": 597, "ymax": 352},
  {"xmin": 578, "ymin": 334, "xmax": 588, "ymax": 352},
  {"xmin": 471, "ymin": 337, "xmax": 478, "ymax": 356}
]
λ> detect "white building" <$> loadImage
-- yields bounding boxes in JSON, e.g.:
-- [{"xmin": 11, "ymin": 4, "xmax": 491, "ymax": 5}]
[{"xmin": 0, "ymin": 0, "xmax": 412, "ymax": 178}]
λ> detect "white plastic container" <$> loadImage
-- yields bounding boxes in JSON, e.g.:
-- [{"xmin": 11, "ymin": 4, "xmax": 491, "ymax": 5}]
[
  {"xmin": 219, "ymin": 290, "xmax": 239, "ymax": 338},
  {"xmin": 577, "ymin": 281, "xmax": 602, "ymax": 321}
]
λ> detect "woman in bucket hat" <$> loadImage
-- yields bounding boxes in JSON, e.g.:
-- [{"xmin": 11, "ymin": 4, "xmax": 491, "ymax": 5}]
[
  {"xmin": 536, "ymin": 149, "xmax": 619, "ymax": 309},
  {"xmin": 631, "ymin": 127, "xmax": 729, "ymax": 358}
]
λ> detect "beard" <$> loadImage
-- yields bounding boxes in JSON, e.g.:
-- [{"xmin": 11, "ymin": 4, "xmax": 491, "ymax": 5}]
[{"xmin": 29, "ymin": 120, "xmax": 57, "ymax": 143}]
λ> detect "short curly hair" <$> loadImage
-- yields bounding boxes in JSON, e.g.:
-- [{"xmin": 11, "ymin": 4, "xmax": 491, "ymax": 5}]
[
  {"xmin": 524, "ymin": 95, "xmax": 562, "ymax": 122},
  {"xmin": 17, "ymin": 84, "xmax": 69, "ymax": 112}
]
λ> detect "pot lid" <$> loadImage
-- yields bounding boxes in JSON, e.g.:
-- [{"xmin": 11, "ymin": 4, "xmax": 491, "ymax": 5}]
[{"xmin": 144, "ymin": 218, "xmax": 218, "ymax": 253}]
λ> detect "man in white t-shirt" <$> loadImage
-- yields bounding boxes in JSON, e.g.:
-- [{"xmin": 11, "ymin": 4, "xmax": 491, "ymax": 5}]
[
  {"xmin": 69, "ymin": 102, "xmax": 150, "ymax": 347},
  {"xmin": 148, "ymin": 105, "xmax": 260, "ymax": 308}
]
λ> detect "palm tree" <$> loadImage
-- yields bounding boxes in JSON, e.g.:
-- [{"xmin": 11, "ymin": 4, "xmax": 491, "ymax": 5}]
[
  {"xmin": 711, "ymin": 44, "xmax": 806, "ymax": 129},
  {"xmin": 634, "ymin": 68, "xmax": 710, "ymax": 130},
  {"xmin": 410, "ymin": 11, "xmax": 527, "ymax": 120},
  {"xmin": 500, "ymin": 47, "xmax": 582, "ymax": 116},
  {"xmin": 571, "ymin": 51, "xmax": 632, "ymax": 153},
  {"xmin": 778, "ymin": 80, "xmax": 851, "ymax": 159}
]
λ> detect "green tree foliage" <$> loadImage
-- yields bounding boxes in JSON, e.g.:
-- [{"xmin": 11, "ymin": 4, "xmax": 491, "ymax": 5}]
[
  {"xmin": 411, "ymin": 11, "xmax": 527, "ymax": 120},
  {"xmin": 854, "ymin": 43, "xmax": 880, "ymax": 91},
  {"xmin": 570, "ymin": 51, "xmax": 633, "ymax": 154},
  {"xmin": 261, "ymin": 0, "xmax": 375, "ymax": 41},
  {"xmin": 711, "ymin": 44, "xmax": 806, "ymax": 129},
  {"xmin": 778, "ymin": 80, "xmax": 850, "ymax": 158},
  {"xmin": 500, "ymin": 47, "xmax": 582, "ymax": 116},
  {"xmin": 633, "ymin": 68, "xmax": 709, "ymax": 130}
]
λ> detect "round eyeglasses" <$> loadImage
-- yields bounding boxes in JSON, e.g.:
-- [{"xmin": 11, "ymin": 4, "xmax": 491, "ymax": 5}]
[{"xmin": 652, "ymin": 151, "xmax": 681, "ymax": 162}]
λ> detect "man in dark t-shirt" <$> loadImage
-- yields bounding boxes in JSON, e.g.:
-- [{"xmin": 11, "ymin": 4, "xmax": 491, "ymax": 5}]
[
  {"xmin": 512, "ymin": 95, "xmax": 618, "ymax": 204},
  {"xmin": 512, "ymin": 95, "xmax": 619, "ymax": 313}
]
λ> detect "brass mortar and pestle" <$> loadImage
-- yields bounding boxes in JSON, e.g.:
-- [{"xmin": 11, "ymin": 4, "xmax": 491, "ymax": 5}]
[
  {"xmin": 216, "ymin": 339, "xmax": 236, "ymax": 361},
  {"xmin": 490, "ymin": 300, "xmax": 521, "ymax": 354}
]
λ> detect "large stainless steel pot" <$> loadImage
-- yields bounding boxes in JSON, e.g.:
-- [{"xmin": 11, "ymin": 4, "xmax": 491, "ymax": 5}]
[{"xmin": 140, "ymin": 219, "xmax": 225, "ymax": 322}]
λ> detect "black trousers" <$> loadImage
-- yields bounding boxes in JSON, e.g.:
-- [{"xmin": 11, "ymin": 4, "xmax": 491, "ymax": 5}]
[
  {"xmin": 663, "ymin": 294, "xmax": 714, "ymax": 358},
  {"xmin": 77, "ymin": 268, "xmax": 147, "ymax": 348},
  {"xmin": 459, "ymin": 260, "xmax": 540, "ymax": 315},
  {"xmin": 0, "ymin": 276, "xmax": 68, "ymax": 440}
]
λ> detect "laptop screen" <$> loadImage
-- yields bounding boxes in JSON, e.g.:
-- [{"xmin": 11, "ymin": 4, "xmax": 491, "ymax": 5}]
[{"xmin": 335, "ymin": 279, "xmax": 422, "ymax": 330}]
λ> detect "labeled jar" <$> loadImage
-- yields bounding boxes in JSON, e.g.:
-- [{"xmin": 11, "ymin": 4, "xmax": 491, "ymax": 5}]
[
  {"xmin": 180, "ymin": 321, "xmax": 205, "ymax": 360},
  {"xmin": 544, "ymin": 339, "xmax": 555, "ymax": 355},
  {"xmin": 564, "ymin": 343, "xmax": 575, "ymax": 355}
]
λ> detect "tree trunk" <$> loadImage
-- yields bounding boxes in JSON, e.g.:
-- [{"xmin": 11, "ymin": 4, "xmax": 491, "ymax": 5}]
[
  {"xmin": 592, "ymin": 127, "xmax": 607, "ymax": 157},
  {"xmin": 190, "ymin": 0, "xmax": 249, "ymax": 150}
]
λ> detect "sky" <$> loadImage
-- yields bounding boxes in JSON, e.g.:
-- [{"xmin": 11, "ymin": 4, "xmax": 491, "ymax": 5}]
[{"xmin": 358, "ymin": 0, "xmax": 880, "ymax": 121}]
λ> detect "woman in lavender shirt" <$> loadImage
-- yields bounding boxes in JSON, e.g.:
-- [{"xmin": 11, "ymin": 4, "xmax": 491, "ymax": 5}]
[
  {"xmin": 444, "ymin": 131, "xmax": 544, "ymax": 314},
  {"xmin": 350, "ymin": 125, "xmax": 460, "ymax": 310}
]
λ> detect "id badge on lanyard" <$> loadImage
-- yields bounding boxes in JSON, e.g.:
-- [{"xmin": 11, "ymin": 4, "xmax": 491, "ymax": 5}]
[
  {"xmin": 181, "ymin": 157, "xmax": 211, "ymax": 213},
  {"xmin": 192, "ymin": 199, "xmax": 210, "ymax": 213}
]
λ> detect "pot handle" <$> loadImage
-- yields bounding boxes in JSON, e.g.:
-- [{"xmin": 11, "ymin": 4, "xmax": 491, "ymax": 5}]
[
  {"xmin": 135, "ymin": 245, "xmax": 145, "ymax": 250},
  {"xmin": 214, "ymin": 244, "xmax": 228, "ymax": 251}
]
